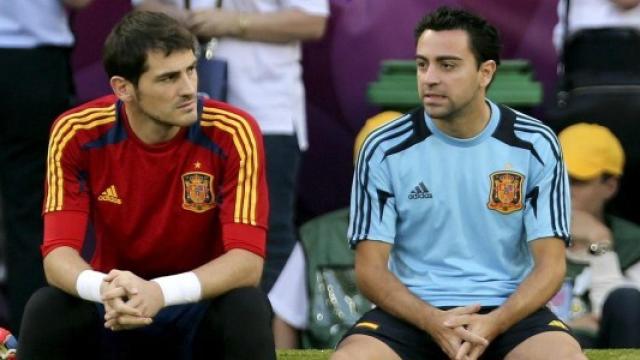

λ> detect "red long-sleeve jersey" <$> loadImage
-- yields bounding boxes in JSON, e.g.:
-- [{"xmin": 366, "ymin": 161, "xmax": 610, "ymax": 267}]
[{"xmin": 42, "ymin": 95, "xmax": 268, "ymax": 279}]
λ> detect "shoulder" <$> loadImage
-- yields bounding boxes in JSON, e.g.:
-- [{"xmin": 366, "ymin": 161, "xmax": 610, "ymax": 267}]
[
  {"xmin": 358, "ymin": 108, "xmax": 428, "ymax": 161},
  {"xmin": 49, "ymin": 95, "xmax": 118, "ymax": 140},
  {"xmin": 497, "ymin": 105, "xmax": 562, "ymax": 162},
  {"xmin": 200, "ymin": 98, "xmax": 261, "ymax": 135},
  {"xmin": 609, "ymin": 215, "xmax": 640, "ymax": 269},
  {"xmin": 611, "ymin": 215, "xmax": 640, "ymax": 236}
]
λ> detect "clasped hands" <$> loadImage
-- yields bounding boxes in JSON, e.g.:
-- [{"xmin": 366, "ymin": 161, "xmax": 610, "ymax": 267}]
[
  {"xmin": 429, "ymin": 304, "xmax": 502, "ymax": 360},
  {"xmin": 99, "ymin": 269, "xmax": 165, "ymax": 331}
]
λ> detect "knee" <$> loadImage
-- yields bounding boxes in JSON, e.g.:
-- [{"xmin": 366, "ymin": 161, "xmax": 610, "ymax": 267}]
[
  {"xmin": 21, "ymin": 286, "xmax": 95, "ymax": 333},
  {"xmin": 199, "ymin": 287, "xmax": 275, "ymax": 358},
  {"xmin": 220, "ymin": 287, "xmax": 272, "ymax": 324},
  {"xmin": 605, "ymin": 287, "xmax": 640, "ymax": 306},
  {"xmin": 22, "ymin": 287, "xmax": 68, "ymax": 322},
  {"xmin": 331, "ymin": 346, "xmax": 369, "ymax": 360},
  {"xmin": 331, "ymin": 349, "xmax": 355, "ymax": 360},
  {"xmin": 568, "ymin": 352, "xmax": 588, "ymax": 360},
  {"xmin": 602, "ymin": 287, "xmax": 640, "ymax": 320}
]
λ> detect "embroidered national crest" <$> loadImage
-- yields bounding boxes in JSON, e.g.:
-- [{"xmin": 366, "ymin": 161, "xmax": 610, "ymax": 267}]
[
  {"xmin": 487, "ymin": 171, "xmax": 524, "ymax": 214},
  {"xmin": 182, "ymin": 172, "xmax": 215, "ymax": 213}
]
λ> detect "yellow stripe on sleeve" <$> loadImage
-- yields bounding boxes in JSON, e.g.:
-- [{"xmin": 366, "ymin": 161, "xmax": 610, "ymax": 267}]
[
  {"xmin": 201, "ymin": 118, "xmax": 247, "ymax": 223},
  {"xmin": 46, "ymin": 106, "xmax": 116, "ymax": 212},
  {"xmin": 201, "ymin": 108, "xmax": 259, "ymax": 225}
]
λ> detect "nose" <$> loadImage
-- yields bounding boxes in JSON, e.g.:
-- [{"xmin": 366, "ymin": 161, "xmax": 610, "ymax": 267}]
[
  {"xmin": 422, "ymin": 65, "xmax": 440, "ymax": 85},
  {"xmin": 179, "ymin": 71, "xmax": 197, "ymax": 96}
]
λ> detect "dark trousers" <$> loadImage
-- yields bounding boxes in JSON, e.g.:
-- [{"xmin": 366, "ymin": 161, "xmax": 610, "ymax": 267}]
[
  {"xmin": 598, "ymin": 287, "xmax": 640, "ymax": 348},
  {"xmin": 261, "ymin": 135, "xmax": 301, "ymax": 292},
  {"xmin": 0, "ymin": 47, "xmax": 75, "ymax": 331},
  {"xmin": 18, "ymin": 286, "xmax": 276, "ymax": 360}
]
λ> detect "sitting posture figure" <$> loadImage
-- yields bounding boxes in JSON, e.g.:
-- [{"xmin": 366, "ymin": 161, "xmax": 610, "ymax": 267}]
[
  {"xmin": 332, "ymin": 7, "xmax": 585, "ymax": 360},
  {"xmin": 18, "ymin": 11, "xmax": 274, "ymax": 360}
]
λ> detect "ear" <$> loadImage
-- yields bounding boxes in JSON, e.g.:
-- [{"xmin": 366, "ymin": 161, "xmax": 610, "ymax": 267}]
[
  {"xmin": 602, "ymin": 176, "xmax": 620, "ymax": 201},
  {"xmin": 110, "ymin": 76, "xmax": 134, "ymax": 102},
  {"xmin": 478, "ymin": 60, "xmax": 497, "ymax": 88}
]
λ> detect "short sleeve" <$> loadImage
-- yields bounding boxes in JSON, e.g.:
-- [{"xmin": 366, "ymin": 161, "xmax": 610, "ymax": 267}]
[
  {"xmin": 282, "ymin": 0, "xmax": 329, "ymax": 16},
  {"xmin": 524, "ymin": 134, "xmax": 571, "ymax": 244},
  {"xmin": 348, "ymin": 141, "xmax": 397, "ymax": 247}
]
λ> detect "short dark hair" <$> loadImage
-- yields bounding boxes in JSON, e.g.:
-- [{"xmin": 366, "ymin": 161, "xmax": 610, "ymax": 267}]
[
  {"xmin": 103, "ymin": 11, "xmax": 197, "ymax": 86},
  {"xmin": 414, "ymin": 7, "xmax": 502, "ymax": 68}
]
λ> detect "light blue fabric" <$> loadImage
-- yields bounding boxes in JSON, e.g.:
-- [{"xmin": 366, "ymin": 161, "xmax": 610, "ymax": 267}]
[{"xmin": 348, "ymin": 101, "xmax": 570, "ymax": 307}]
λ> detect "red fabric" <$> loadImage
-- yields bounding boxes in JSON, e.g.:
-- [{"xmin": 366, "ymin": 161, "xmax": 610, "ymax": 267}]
[
  {"xmin": 223, "ymin": 223, "xmax": 266, "ymax": 258},
  {"xmin": 42, "ymin": 95, "xmax": 268, "ymax": 278},
  {"xmin": 42, "ymin": 211, "xmax": 89, "ymax": 257}
]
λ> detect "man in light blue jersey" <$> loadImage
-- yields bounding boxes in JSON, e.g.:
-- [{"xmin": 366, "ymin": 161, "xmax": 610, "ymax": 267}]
[{"xmin": 332, "ymin": 7, "xmax": 586, "ymax": 360}]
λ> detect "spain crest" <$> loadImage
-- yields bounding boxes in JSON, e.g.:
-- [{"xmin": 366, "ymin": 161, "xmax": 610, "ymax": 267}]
[
  {"xmin": 487, "ymin": 171, "xmax": 524, "ymax": 214},
  {"xmin": 182, "ymin": 172, "xmax": 215, "ymax": 213}
]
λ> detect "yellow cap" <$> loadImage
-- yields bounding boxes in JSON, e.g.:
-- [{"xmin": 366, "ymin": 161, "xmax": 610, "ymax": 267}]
[
  {"xmin": 558, "ymin": 123, "xmax": 625, "ymax": 180},
  {"xmin": 353, "ymin": 111, "xmax": 402, "ymax": 164}
]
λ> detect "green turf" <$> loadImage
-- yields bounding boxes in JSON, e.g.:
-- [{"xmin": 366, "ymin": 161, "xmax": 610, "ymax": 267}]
[
  {"xmin": 277, "ymin": 349, "xmax": 640, "ymax": 359},
  {"xmin": 585, "ymin": 349, "xmax": 640, "ymax": 360}
]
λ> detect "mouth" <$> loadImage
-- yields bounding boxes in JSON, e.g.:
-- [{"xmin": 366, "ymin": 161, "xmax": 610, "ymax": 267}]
[
  {"xmin": 423, "ymin": 94, "xmax": 447, "ymax": 104},
  {"xmin": 177, "ymin": 99, "xmax": 196, "ymax": 110}
]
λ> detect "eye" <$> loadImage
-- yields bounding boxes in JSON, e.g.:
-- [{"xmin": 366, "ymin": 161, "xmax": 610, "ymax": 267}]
[
  {"xmin": 441, "ymin": 62, "xmax": 456, "ymax": 70},
  {"xmin": 159, "ymin": 74, "xmax": 178, "ymax": 83},
  {"xmin": 416, "ymin": 60, "xmax": 428, "ymax": 70}
]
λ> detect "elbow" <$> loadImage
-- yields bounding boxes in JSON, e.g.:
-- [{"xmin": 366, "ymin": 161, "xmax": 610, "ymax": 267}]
[
  {"xmin": 613, "ymin": 0, "xmax": 640, "ymax": 10},
  {"xmin": 556, "ymin": 260, "xmax": 567, "ymax": 286},
  {"xmin": 553, "ymin": 257, "xmax": 567, "ymax": 284},
  {"xmin": 63, "ymin": 0, "xmax": 94, "ymax": 9},
  {"xmin": 539, "ymin": 259, "xmax": 566, "ymax": 293},
  {"xmin": 246, "ymin": 254, "xmax": 264, "ymax": 287},
  {"xmin": 42, "ymin": 255, "xmax": 59, "ymax": 288},
  {"xmin": 306, "ymin": 20, "xmax": 327, "ymax": 40},
  {"xmin": 354, "ymin": 259, "xmax": 380, "ymax": 300}
]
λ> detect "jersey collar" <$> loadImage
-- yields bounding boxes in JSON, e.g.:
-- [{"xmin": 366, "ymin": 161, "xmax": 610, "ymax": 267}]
[{"xmin": 423, "ymin": 100, "xmax": 500, "ymax": 147}]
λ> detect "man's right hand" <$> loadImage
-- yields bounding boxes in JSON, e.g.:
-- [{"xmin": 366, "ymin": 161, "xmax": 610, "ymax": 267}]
[
  {"xmin": 100, "ymin": 270, "xmax": 156, "ymax": 331},
  {"xmin": 422, "ymin": 304, "xmax": 489, "ymax": 359}
]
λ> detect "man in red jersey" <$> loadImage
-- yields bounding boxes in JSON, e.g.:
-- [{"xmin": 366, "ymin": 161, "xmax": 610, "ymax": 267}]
[{"xmin": 17, "ymin": 11, "xmax": 275, "ymax": 360}]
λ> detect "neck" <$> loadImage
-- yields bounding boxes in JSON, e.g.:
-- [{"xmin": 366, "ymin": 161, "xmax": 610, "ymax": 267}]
[
  {"xmin": 125, "ymin": 103, "xmax": 180, "ymax": 145},
  {"xmin": 432, "ymin": 96, "xmax": 491, "ymax": 139},
  {"xmin": 594, "ymin": 207, "xmax": 606, "ymax": 222}
]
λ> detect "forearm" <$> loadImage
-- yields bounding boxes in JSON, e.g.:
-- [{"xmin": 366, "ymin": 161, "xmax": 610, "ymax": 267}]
[
  {"xmin": 356, "ymin": 257, "xmax": 438, "ymax": 333},
  {"xmin": 611, "ymin": 0, "xmax": 640, "ymax": 10},
  {"xmin": 43, "ymin": 246, "xmax": 92, "ymax": 296},
  {"xmin": 63, "ymin": 0, "xmax": 94, "ymax": 9},
  {"xmin": 210, "ymin": 9, "xmax": 326, "ymax": 43},
  {"xmin": 134, "ymin": 0, "xmax": 188, "ymax": 23},
  {"xmin": 491, "ymin": 239, "xmax": 566, "ymax": 333},
  {"xmin": 193, "ymin": 248, "xmax": 263, "ymax": 299}
]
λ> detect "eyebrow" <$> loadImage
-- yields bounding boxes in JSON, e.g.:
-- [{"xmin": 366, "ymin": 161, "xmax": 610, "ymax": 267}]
[
  {"xmin": 154, "ymin": 60, "xmax": 198, "ymax": 80},
  {"xmin": 415, "ymin": 55, "xmax": 463, "ymax": 62}
]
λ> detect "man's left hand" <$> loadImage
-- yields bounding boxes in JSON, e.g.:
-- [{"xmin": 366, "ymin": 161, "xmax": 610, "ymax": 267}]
[
  {"xmin": 102, "ymin": 270, "xmax": 165, "ymax": 331},
  {"xmin": 444, "ymin": 312, "xmax": 502, "ymax": 360}
]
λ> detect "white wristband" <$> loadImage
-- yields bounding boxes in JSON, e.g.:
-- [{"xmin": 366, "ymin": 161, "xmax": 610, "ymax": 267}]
[
  {"xmin": 152, "ymin": 272, "xmax": 202, "ymax": 306},
  {"xmin": 76, "ymin": 270, "xmax": 107, "ymax": 303}
]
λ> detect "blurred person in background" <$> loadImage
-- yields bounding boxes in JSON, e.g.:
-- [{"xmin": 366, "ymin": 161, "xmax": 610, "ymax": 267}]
[
  {"xmin": 0, "ymin": 0, "xmax": 94, "ymax": 332},
  {"xmin": 132, "ymin": 0, "xmax": 329, "ymax": 348},
  {"xmin": 559, "ymin": 123, "xmax": 640, "ymax": 348},
  {"xmin": 553, "ymin": 0, "xmax": 640, "ymax": 53}
]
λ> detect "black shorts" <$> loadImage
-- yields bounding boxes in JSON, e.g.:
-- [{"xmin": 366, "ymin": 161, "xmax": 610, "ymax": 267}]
[{"xmin": 339, "ymin": 306, "xmax": 576, "ymax": 360}]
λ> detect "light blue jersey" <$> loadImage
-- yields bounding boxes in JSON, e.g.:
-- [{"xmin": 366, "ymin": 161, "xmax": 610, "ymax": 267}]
[{"xmin": 348, "ymin": 101, "xmax": 570, "ymax": 307}]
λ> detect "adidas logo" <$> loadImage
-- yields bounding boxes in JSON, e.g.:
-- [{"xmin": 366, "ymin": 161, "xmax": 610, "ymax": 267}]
[
  {"xmin": 98, "ymin": 185, "xmax": 122, "ymax": 204},
  {"xmin": 408, "ymin": 182, "xmax": 432, "ymax": 199}
]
